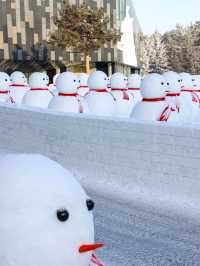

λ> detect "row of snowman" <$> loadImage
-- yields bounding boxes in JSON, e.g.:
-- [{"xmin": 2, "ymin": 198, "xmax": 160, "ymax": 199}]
[{"xmin": 0, "ymin": 70, "xmax": 200, "ymax": 122}]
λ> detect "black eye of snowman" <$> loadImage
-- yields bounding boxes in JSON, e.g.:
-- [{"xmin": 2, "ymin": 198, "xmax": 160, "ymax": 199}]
[
  {"xmin": 104, "ymin": 78, "xmax": 107, "ymax": 81},
  {"xmin": 192, "ymin": 79, "xmax": 195, "ymax": 82},
  {"xmin": 73, "ymin": 79, "xmax": 76, "ymax": 82},
  {"xmin": 43, "ymin": 78, "xmax": 45, "ymax": 80},
  {"xmin": 57, "ymin": 209, "xmax": 69, "ymax": 222},
  {"xmin": 5, "ymin": 79, "xmax": 8, "ymax": 82},
  {"xmin": 178, "ymin": 80, "xmax": 181, "ymax": 82},
  {"xmin": 86, "ymin": 199, "xmax": 95, "ymax": 211},
  {"xmin": 161, "ymin": 82, "xmax": 164, "ymax": 85},
  {"xmin": 167, "ymin": 82, "xmax": 170, "ymax": 86}
]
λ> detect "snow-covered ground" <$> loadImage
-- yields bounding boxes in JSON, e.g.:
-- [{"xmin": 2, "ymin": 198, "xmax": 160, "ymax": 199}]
[{"xmin": 92, "ymin": 189, "xmax": 200, "ymax": 266}]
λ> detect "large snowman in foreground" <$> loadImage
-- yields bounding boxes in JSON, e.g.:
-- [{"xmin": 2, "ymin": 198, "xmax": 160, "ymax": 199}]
[{"xmin": 0, "ymin": 154, "xmax": 103, "ymax": 266}]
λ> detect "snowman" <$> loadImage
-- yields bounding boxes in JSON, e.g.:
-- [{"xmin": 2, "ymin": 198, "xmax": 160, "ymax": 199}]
[
  {"xmin": 191, "ymin": 75, "xmax": 200, "ymax": 122},
  {"xmin": 163, "ymin": 71, "xmax": 183, "ymax": 122},
  {"xmin": 49, "ymin": 73, "xmax": 59, "ymax": 96},
  {"xmin": 9, "ymin": 71, "xmax": 29, "ymax": 104},
  {"xmin": 110, "ymin": 72, "xmax": 133, "ymax": 118},
  {"xmin": 0, "ymin": 154, "xmax": 104, "ymax": 266},
  {"xmin": 131, "ymin": 73, "xmax": 170, "ymax": 122},
  {"xmin": 77, "ymin": 73, "xmax": 89, "ymax": 97},
  {"xmin": 22, "ymin": 72, "xmax": 53, "ymax": 108},
  {"xmin": 180, "ymin": 72, "xmax": 200, "ymax": 122},
  {"xmin": 0, "ymin": 72, "xmax": 11, "ymax": 103},
  {"xmin": 85, "ymin": 71, "xmax": 116, "ymax": 117},
  {"xmin": 49, "ymin": 72, "xmax": 86, "ymax": 114},
  {"xmin": 127, "ymin": 73, "xmax": 142, "ymax": 106}
]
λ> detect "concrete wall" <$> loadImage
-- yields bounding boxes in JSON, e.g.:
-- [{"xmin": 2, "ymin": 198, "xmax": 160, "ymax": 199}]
[{"xmin": 0, "ymin": 104, "xmax": 200, "ymax": 219}]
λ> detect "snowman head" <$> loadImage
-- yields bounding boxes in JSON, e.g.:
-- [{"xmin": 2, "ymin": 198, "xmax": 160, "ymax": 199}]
[
  {"xmin": 0, "ymin": 154, "xmax": 102, "ymax": 266},
  {"xmin": 56, "ymin": 72, "xmax": 78, "ymax": 93},
  {"xmin": 179, "ymin": 73, "xmax": 192, "ymax": 89},
  {"xmin": 29, "ymin": 72, "xmax": 49, "ymax": 89},
  {"xmin": 110, "ymin": 72, "xmax": 128, "ymax": 89},
  {"xmin": 78, "ymin": 73, "xmax": 89, "ymax": 87},
  {"xmin": 191, "ymin": 75, "xmax": 200, "ymax": 90},
  {"xmin": 10, "ymin": 71, "xmax": 28, "ymax": 85},
  {"xmin": 163, "ymin": 71, "xmax": 182, "ymax": 93},
  {"xmin": 141, "ymin": 73, "xmax": 166, "ymax": 99},
  {"xmin": 88, "ymin": 71, "xmax": 108, "ymax": 90},
  {"xmin": 127, "ymin": 74, "xmax": 141, "ymax": 89},
  {"xmin": 0, "ymin": 72, "xmax": 11, "ymax": 90}
]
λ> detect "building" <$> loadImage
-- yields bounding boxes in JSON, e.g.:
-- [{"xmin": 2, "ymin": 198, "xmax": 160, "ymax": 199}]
[{"xmin": 0, "ymin": 0, "xmax": 142, "ymax": 78}]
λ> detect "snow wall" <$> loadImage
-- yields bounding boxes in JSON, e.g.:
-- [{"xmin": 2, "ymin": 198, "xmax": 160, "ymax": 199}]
[{"xmin": 0, "ymin": 104, "xmax": 200, "ymax": 219}]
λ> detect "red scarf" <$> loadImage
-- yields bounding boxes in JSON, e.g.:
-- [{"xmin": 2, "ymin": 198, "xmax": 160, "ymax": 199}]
[
  {"xmin": 142, "ymin": 97, "xmax": 165, "ymax": 102},
  {"xmin": 11, "ymin": 84, "xmax": 27, "ymax": 87},
  {"xmin": 58, "ymin": 92, "xmax": 84, "ymax": 113},
  {"xmin": 90, "ymin": 89, "xmax": 108, "ymax": 93},
  {"xmin": 30, "ymin": 88, "xmax": 49, "ymax": 91},
  {"xmin": 58, "ymin": 93, "xmax": 77, "ymax": 97},
  {"xmin": 142, "ymin": 97, "xmax": 171, "ymax": 121},
  {"xmin": 159, "ymin": 105, "xmax": 172, "ymax": 121},
  {"xmin": 166, "ymin": 92, "xmax": 180, "ymax": 112},
  {"xmin": 78, "ymin": 85, "xmax": 89, "ymax": 89},
  {"xmin": 0, "ymin": 90, "xmax": 9, "ymax": 94},
  {"xmin": 128, "ymin": 88, "xmax": 140, "ymax": 91},
  {"xmin": 181, "ymin": 88, "xmax": 200, "ymax": 107},
  {"xmin": 89, "ymin": 254, "xmax": 104, "ymax": 266}
]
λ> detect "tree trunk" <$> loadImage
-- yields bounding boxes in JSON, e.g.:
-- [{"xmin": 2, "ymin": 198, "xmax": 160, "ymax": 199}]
[{"xmin": 85, "ymin": 53, "xmax": 91, "ymax": 73}]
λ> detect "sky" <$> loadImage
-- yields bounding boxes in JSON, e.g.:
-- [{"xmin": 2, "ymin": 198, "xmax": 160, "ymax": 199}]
[{"xmin": 133, "ymin": 0, "xmax": 200, "ymax": 35}]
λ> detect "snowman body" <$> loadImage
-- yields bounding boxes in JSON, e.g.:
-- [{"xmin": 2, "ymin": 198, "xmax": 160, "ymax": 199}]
[
  {"xmin": 192, "ymin": 75, "xmax": 200, "ymax": 122},
  {"xmin": 179, "ymin": 72, "xmax": 198, "ymax": 122},
  {"xmin": 85, "ymin": 71, "xmax": 116, "ymax": 116},
  {"xmin": 127, "ymin": 74, "xmax": 142, "ymax": 107},
  {"xmin": 10, "ymin": 71, "xmax": 29, "ymax": 104},
  {"xmin": 131, "ymin": 74, "xmax": 168, "ymax": 122},
  {"xmin": 0, "ymin": 154, "xmax": 103, "ymax": 266},
  {"xmin": 110, "ymin": 72, "xmax": 133, "ymax": 118},
  {"xmin": 163, "ymin": 71, "xmax": 183, "ymax": 122},
  {"xmin": 22, "ymin": 72, "xmax": 53, "ymax": 108},
  {"xmin": 49, "ymin": 72, "xmax": 84, "ymax": 113},
  {"xmin": 0, "ymin": 72, "xmax": 10, "ymax": 103}
]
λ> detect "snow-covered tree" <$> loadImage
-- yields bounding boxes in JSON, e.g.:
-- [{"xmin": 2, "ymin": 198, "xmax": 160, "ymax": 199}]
[
  {"xmin": 140, "ymin": 37, "xmax": 150, "ymax": 75},
  {"xmin": 189, "ymin": 21, "xmax": 200, "ymax": 74},
  {"xmin": 140, "ymin": 31, "xmax": 169, "ymax": 75}
]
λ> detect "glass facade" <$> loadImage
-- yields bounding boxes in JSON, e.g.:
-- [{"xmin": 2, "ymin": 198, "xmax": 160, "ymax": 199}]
[{"xmin": 0, "ymin": 0, "xmax": 142, "ymax": 75}]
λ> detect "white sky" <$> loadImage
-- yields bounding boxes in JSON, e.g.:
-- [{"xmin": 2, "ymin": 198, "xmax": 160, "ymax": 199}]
[{"xmin": 134, "ymin": 0, "xmax": 200, "ymax": 34}]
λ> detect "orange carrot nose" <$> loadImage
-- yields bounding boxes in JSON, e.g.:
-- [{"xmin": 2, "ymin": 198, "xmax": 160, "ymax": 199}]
[{"xmin": 79, "ymin": 243, "xmax": 104, "ymax": 253}]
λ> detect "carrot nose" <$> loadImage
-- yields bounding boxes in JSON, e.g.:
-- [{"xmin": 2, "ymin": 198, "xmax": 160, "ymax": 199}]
[{"xmin": 79, "ymin": 243, "xmax": 104, "ymax": 253}]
